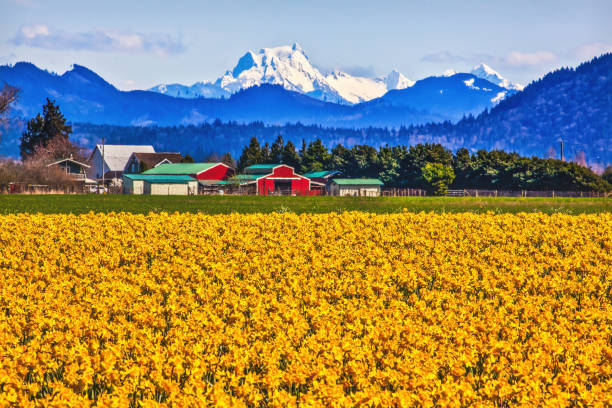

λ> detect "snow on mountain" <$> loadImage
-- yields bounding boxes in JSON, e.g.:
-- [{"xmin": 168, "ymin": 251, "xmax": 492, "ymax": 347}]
[
  {"xmin": 149, "ymin": 82, "xmax": 230, "ymax": 99},
  {"xmin": 382, "ymin": 70, "xmax": 415, "ymax": 90},
  {"xmin": 324, "ymin": 69, "xmax": 414, "ymax": 104},
  {"xmin": 149, "ymin": 43, "xmax": 413, "ymax": 104},
  {"xmin": 443, "ymin": 69, "xmax": 457, "ymax": 77},
  {"xmin": 470, "ymin": 63, "xmax": 524, "ymax": 91}
]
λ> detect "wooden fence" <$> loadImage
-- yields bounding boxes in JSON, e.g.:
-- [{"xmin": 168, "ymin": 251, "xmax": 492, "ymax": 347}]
[
  {"xmin": 382, "ymin": 188, "xmax": 427, "ymax": 197},
  {"xmin": 447, "ymin": 189, "xmax": 610, "ymax": 198}
]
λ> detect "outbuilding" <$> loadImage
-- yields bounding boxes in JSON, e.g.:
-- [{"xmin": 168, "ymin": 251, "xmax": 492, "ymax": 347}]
[
  {"xmin": 328, "ymin": 178, "xmax": 384, "ymax": 197},
  {"xmin": 124, "ymin": 152, "xmax": 183, "ymax": 174},
  {"xmin": 122, "ymin": 174, "xmax": 198, "ymax": 195},
  {"xmin": 240, "ymin": 164, "xmax": 313, "ymax": 195},
  {"xmin": 142, "ymin": 162, "xmax": 234, "ymax": 181}
]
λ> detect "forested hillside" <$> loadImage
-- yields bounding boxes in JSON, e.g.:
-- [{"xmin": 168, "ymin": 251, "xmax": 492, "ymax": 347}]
[{"xmin": 401, "ymin": 54, "xmax": 612, "ymax": 166}]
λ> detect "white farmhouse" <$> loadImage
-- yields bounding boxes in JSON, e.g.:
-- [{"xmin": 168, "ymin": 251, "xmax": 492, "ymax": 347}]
[{"xmin": 87, "ymin": 145, "xmax": 155, "ymax": 185}]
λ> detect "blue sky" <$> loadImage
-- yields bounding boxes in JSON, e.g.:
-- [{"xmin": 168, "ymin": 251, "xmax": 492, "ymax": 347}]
[{"xmin": 1, "ymin": 0, "xmax": 611, "ymax": 90}]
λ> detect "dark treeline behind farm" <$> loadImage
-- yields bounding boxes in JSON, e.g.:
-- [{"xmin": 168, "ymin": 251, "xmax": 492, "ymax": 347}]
[{"xmin": 236, "ymin": 136, "xmax": 610, "ymax": 192}]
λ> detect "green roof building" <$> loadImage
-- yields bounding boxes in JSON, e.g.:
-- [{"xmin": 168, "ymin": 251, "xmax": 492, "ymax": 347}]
[
  {"xmin": 328, "ymin": 178, "xmax": 384, "ymax": 196},
  {"xmin": 142, "ymin": 163, "xmax": 220, "ymax": 175},
  {"xmin": 122, "ymin": 174, "xmax": 198, "ymax": 195}
]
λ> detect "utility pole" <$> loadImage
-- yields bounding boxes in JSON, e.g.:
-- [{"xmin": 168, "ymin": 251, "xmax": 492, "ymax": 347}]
[
  {"xmin": 101, "ymin": 137, "xmax": 105, "ymax": 193},
  {"xmin": 560, "ymin": 138, "xmax": 564, "ymax": 161}
]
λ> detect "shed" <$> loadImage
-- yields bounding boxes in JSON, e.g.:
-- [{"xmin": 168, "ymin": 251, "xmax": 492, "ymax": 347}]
[
  {"xmin": 124, "ymin": 152, "xmax": 183, "ymax": 174},
  {"xmin": 303, "ymin": 170, "xmax": 343, "ymax": 184},
  {"xmin": 328, "ymin": 178, "xmax": 384, "ymax": 197},
  {"xmin": 142, "ymin": 162, "xmax": 234, "ymax": 181},
  {"xmin": 242, "ymin": 164, "xmax": 311, "ymax": 195},
  {"xmin": 122, "ymin": 174, "xmax": 198, "ymax": 195}
]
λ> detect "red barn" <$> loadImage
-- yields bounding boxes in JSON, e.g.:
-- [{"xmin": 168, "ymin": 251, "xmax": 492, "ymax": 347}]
[
  {"xmin": 241, "ymin": 164, "xmax": 313, "ymax": 195},
  {"xmin": 142, "ymin": 163, "xmax": 234, "ymax": 181}
]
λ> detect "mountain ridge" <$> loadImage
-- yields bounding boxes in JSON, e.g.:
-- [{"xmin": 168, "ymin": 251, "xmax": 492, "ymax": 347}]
[
  {"xmin": 147, "ymin": 43, "xmax": 520, "ymax": 105},
  {"xmin": 0, "ymin": 60, "xmax": 511, "ymax": 128},
  {"xmin": 0, "ymin": 54, "xmax": 608, "ymax": 166}
]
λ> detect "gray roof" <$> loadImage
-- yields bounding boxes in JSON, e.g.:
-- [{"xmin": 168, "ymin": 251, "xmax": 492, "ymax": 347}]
[{"xmin": 93, "ymin": 145, "xmax": 155, "ymax": 172}]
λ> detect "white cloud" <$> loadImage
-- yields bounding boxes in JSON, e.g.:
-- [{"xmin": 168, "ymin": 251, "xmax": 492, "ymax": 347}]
[
  {"xmin": 422, "ymin": 50, "xmax": 557, "ymax": 69},
  {"xmin": 10, "ymin": 24, "xmax": 185, "ymax": 56},
  {"xmin": 570, "ymin": 42, "xmax": 612, "ymax": 60},
  {"xmin": 503, "ymin": 51, "xmax": 557, "ymax": 67}
]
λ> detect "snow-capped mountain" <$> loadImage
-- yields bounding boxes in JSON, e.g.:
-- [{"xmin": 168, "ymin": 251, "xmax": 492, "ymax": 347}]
[
  {"xmin": 149, "ymin": 82, "xmax": 230, "ymax": 99},
  {"xmin": 470, "ymin": 63, "xmax": 524, "ymax": 91},
  {"xmin": 149, "ymin": 43, "xmax": 414, "ymax": 104},
  {"xmin": 324, "ymin": 69, "xmax": 415, "ymax": 104}
]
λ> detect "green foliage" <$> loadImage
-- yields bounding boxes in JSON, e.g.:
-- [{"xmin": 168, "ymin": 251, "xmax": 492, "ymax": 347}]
[
  {"xmin": 422, "ymin": 163, "xmax": 455, "ymax": 195},
  {"xmin": 238, "ymin": 137, "xmax": 264, "ymax": 170},
  {"xmin": 400, "ymin": 144, "xmax": 453, "ymax": 189},
  {"xmin": 261, "ymin": 142, "xmax": 272, "ymax": 164},
  {"xmin": 602, "ymin": 166, "xmax": 612, "ymax": 185},
  {"xmin": 301, "ymin": 139, "xmax": 331, "ymax": 173},
  {"xmin": 270, "ymin": 135, "xmax": 284, "ymax": 163},
  {"xmin": 20, "ymin": 98, "xmax": 72, "ymax": 160},
  {"xmin": 195, "ymin": 135, "xmax": 610, "ymax": 192},
  {"xmin": 281, "ymin": 141, "xmax": 301, "ymax": 170}
]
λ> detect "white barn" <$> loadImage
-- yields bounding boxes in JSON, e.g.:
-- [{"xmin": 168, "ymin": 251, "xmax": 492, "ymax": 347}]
[
  {"xmin": 328, "ymin": 178, "xmax": 384, "ymax": 196},
  {"xmin": 123, "ymin": 174, "xmax": 198, "ymax": 195},
  {"xmin": 88, "ymin": 145, "xmax": 155, "ymax": 184}
]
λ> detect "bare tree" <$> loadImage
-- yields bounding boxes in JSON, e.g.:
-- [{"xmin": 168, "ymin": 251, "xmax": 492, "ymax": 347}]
[
  {"xmin": 30, "ymin": 135, "xmax": 88, "ymax": 163},
  {"xmin": 0, "ymin": 84, "xmax": 19, "ymax": 126}
]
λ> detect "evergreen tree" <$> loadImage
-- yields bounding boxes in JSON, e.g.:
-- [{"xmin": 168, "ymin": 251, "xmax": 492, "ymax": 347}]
[
  {"xmin": 261, "ymin": 142, "xmax": 272, "ymax": 163},
  {"xmin": 452, "ymin": 147, "xmax": 473, "ymax": 188},
  {"xmin": 378, "ymin": 145, "xmax": 401, "ymax": 186},
  {"xmin": 221, "ymin": 152, "xmax": 236, "ymax": 168},
  {"xmin": 281, "ymin": 141, "xmax": 301, "ymax": 170},
  {"xmin": 270, "ymin": 135, "xmax": 284, "ymax": 163},
  {"xmin": 20, "ymin": 98, "xmax": 72, "ymax": 160},
  {"xmin": 346, "ymin": 145, "xmax": 380, "ymax": 178},
  {"xmin": 181, "ymin": 154, "xmax": 194, "ymax": 163},
  {"xmin": 301, "ymin": 139, "xmax": 331, "ymax": 172},
  {"xmin": 330, "ymin": 144, "xmax": 350, "ymax": 174},
  {"xmin": 298, "ymin": 139, "xmax": 307, "ymax": 169},
  {"xmin": 238, "ymin": 137, "xmax": 263, "ymax": 170}
]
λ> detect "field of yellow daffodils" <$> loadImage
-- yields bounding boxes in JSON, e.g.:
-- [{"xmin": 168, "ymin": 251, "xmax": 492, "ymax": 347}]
[{"xmin": 0, "ymin": 212, "xmax": 611, "ymax": 407}]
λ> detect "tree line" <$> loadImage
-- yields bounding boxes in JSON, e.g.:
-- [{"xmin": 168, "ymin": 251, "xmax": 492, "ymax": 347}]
[
  {"xmin": 236, "ymin": 136, "xmax": 612, "ymax": 194},
  {"xmin": 1, "ymin": 95, "xmax": 610, "ymax": 194}
]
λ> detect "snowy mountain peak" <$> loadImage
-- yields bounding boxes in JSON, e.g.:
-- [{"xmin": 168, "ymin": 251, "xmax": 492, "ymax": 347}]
[
  {"xmin": 470, "ymin": 63, "xmax": 524, "ymax": 91},
  {"xmin": 149, "ymin": 43, "xmax": 410, "ymax": 104},
  {"xmin": 443, "ymin": 69, "xmax": 457, "ymax": 77},
  {"xmin": 382, "ymin": 70, "xmax": 415, "ymax": 90},
  {"xmin": 472, "ymin": 63, "xmax": 498, "ymax": 76},
  {"xmin": 292, "ymin": 42, "xmax": 304, "ymax": 53}
]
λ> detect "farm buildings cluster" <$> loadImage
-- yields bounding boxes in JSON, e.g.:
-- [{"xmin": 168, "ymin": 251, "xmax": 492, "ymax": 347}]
[{"xmin": 48, "ymin": 144, "xmax": 384, "ymax": 196}]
